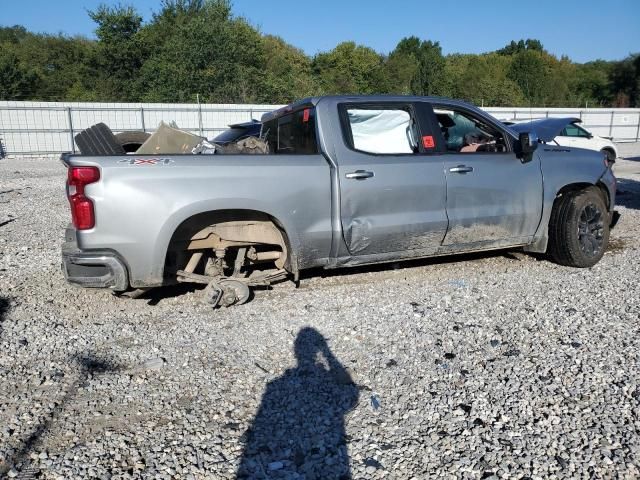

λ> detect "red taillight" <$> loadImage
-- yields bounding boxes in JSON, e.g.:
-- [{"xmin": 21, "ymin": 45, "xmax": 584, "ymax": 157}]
[{"xmin": 66, "ymin": 166, "xmax": 100, "ymax": 230}]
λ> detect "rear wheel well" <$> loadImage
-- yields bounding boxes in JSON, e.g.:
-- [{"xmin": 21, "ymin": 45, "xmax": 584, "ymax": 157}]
[{"xmin": 164, "ymin": 209, "xmax": 295, "ymax": 280}]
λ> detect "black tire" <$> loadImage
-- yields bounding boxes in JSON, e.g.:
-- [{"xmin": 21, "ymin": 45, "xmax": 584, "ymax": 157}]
[
  {"xmin": 114, "ymin": 131, "xmax": 151, "ymax": 153},
  {"xmin": 548, "ymin": 187, "xmax": 610, "ymax": 267}
]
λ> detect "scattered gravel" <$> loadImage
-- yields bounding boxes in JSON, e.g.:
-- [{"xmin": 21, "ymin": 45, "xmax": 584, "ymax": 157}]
[{"xmin": 1, "ymin": 146, "xmax": 640, "ymax": 479}]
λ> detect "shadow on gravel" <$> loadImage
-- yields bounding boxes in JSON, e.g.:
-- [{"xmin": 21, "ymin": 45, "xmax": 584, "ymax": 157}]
[
  {"xmin": 300, "ymin": 248, "xmax": 526, "ymax": 284},
  {"xmin": 617, "ymin": 178, "xmax": 640, "ymax": 210},
  {"xmin": 1, "ymin": 353, "xmax": 122, "ymax": 477},
  {"xmin": 0, "ymin": 296, "xmax": 9, "ymax": 332},
  {"xmin": 237, "ymin": 328, "xmax": 359, "ymax": 479},
  {"xmin": 141, "ymin": 283, "xmax": 202, "ymax": 305}
]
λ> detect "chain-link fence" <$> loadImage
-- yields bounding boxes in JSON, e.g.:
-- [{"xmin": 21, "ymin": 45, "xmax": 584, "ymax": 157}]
[{"xmin": 1, "ymin": 101, "xmax": 639, "ymax": 157}]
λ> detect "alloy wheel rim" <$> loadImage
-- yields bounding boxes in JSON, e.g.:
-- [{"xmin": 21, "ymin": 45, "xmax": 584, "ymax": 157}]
[{"xmin": 577, "ymin": 203, "xmax": 604, "ymax": 257}]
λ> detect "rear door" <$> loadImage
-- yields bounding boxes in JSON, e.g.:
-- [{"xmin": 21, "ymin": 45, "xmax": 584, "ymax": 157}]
[
  {"xmin": 426, "ymin": 103, "xmax": 543, "ymax": 247},
  {"xmin": 333, "ymin": 102, "xmax": 448, "ymax": 257}
]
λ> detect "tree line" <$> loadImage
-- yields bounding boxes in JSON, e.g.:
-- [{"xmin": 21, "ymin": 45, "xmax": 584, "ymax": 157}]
[{"xmin": 0, "ymin": 0, "xmax": 638, "ymax": 107}]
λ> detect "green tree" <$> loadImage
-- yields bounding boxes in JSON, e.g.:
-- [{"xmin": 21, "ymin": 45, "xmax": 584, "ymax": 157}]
[
  {"xmin": 12, "ymin": 34, "xmax": 95, "ymax": 100},
  {"xmin": 261, "ymin": 35, "xmax": 319, "ymax": 103},
  {"xmin": 312, "ymin": 42, "xmax": 387, "ymax": 95},
  {"xmin": 452, "ymin": 53, "xmax": 525, "ymax": 106},
  {"xmin": 573, "ymin": 60, "xmax": 614, "ymax": 106},
  {"xmin": 0, "ymin": 6, "xmax": 630, "ymax": 108},
  {"xmin": 0, "ymin": 50, "xmax": 38, "ymax": 100},
  {"xmin": 388, "ymin": 37, "xmax": 446, "ymax": 96},
  {"xmin": 497, "ymin": 38, "xmax": 544, "ymax": 55},
  {"xmin": 137, "ymin": 0, "xmax": 266, "ymax": 103},
  {"xmin": 0, "ymin": 25, "xmax": 28, "ymax": 44},
  {"xmin": 384, "ymin": 49, "xmax": 418, "ymax": 94},
  {"xmin": 508, "ymin": 49, "xmax": 550, "ymax": 105},
  {"xmin": 88, "ymin": 3, "xmax": 144, "ymax": 101},
  {"xmin": 609, "ymin": 53, "xmax": 640, "ymax": 107}
]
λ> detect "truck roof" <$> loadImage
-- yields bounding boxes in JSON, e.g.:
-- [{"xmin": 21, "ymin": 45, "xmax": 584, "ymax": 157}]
[{"xmin": 260, "ymin": 95, "xmax": 480, "ymax": 123}]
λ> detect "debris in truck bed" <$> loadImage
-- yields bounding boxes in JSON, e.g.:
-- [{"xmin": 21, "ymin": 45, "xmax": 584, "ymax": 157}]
[
  {"xmin": 192, "ymin": 139, "xmax": 217, "ymax": 154},
  {"xmin": 74, "ymin": 123, "xmax": 126, "ymax": 156},
  {"xmin": 73, "ymin": 121, "xmax": 267, "ymax": 155},
  {"xmin": 215, "ymin": 136, "xmax": 269, "ymax": 154},
  {"xmin": 136, "ymin": 121, "xmax": 204, "ymax": 155}
]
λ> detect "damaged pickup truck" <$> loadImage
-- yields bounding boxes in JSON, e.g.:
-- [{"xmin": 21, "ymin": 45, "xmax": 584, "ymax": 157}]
[{"xmin": 61, "ymin": 95, "xmax": 619, "ymax": 307}]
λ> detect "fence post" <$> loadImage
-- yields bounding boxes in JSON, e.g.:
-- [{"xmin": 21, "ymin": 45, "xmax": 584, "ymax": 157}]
[
  {"xmin": 249, "ymin": 108, "xmax": 254, "ymax": 121},
  {"xmin": 609, "ymin": 111, "xmax": 614, "ymax": 138},
  {"xmin": 140, "ymin": 107, "xmax": 146, "ymax": 132},
  {"xmin": 636, "ymin": 112, "xmax": 640, "ymax": 142},
  {"xmin": 66, "ymin": 107, "xmax": 75, "ymax": 153},
  {"xmin": 197, "ymin": 103, "xmax": 203, "ymax": 137}
]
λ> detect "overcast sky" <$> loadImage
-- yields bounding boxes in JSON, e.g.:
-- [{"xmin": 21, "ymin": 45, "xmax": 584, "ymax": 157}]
[{"xmin": 3, "ymin": 0, "xmax": 639, "ymax": 63}]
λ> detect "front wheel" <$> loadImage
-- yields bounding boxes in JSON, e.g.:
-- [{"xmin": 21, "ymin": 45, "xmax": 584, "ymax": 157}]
[{"xmin": 548, "ymin": 187, "xmax": 610, "ymax": 267}]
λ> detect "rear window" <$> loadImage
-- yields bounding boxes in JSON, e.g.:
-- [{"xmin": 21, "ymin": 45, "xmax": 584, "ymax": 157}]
[{"xmin": 263, "ymin": 108, "xmax": 318, "ymax": 154}]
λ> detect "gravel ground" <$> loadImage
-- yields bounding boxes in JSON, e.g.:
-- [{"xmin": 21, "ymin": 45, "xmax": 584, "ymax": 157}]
[{"xmin": 1, "ymin": 145, "xmax": 640, "ymax": 479}]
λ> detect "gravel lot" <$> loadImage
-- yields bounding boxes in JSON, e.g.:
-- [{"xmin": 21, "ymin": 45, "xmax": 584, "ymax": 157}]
[{"xmin": 1, "ymin": 145, "xmax": 640, "ymax": 479}]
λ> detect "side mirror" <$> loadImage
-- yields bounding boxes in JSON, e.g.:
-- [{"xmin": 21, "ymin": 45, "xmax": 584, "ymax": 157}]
[{"xmin": 516, "ymin": 131, "xmax": 538, "ymax": 162}]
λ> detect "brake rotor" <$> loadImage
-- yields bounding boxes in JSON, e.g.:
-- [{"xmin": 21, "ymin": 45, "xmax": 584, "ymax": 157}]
[{"xmin": 219, "ymin": 279, "xmax": 251, "ymax": 305}]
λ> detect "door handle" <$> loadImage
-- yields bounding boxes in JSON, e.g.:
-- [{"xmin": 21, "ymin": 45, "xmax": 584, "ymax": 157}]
[
  {"xmin": 345, "ymin": 170, "xmax": 374, "ymax": 180},
  {"xmin": 449, "ymin": 165, "xmax": 474, "ymax": 174}
]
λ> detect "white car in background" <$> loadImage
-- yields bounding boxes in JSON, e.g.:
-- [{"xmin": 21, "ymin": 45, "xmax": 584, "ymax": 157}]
[{"xmin": 505, "ymin": 117, "xmax": 618, "ymax": 163}]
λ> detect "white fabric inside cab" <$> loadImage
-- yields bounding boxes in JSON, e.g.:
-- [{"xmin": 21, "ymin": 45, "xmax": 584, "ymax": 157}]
[{"xmin": 347, "ymin": 109, "xmax": 413, "ymax": 154}]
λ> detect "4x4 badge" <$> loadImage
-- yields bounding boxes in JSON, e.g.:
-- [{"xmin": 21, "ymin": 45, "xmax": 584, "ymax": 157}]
[{"xmin": 118, "ymin": 158, "xmax": 173, "ymax": 166}]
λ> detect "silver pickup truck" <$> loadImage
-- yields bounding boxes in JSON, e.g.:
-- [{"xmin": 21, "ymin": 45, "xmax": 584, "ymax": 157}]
[{"xmin": 61, "ymin": 95, "xmax": 618, "ymax": 306}]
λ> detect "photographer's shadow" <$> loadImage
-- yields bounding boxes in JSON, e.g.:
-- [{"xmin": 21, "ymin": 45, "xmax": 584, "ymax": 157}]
[{"xmin": 237, "ymin": 327, "xmax": 359, "ymax": 479}]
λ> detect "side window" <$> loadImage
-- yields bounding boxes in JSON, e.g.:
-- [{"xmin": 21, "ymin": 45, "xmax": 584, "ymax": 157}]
[
  {"xmin": 262, "ymin": 108, "xmax": 318, "ymax": 154},
  {"xmin": 434, "ymin": 108, "xmax": 508, "ymax": 153},
  {"xmin": 344, "ymin": 107, "xmax": 419, "ymax": 154},
  {"xmin": 562, "ymin": 125, "xmax": 580, "ymax": 137},
  {"xmin": 562, "ymin": 124, "xmax": 589, "ymax": 137}
]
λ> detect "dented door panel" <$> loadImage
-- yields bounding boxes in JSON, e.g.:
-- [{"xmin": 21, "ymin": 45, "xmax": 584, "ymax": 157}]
[
  {"xmin": 338, "ymin": 154, "xmax": 448, "ymax": 256},
  {"xmin": 442, "ymin": 153, "xmax": 543, "ymax": 246}
]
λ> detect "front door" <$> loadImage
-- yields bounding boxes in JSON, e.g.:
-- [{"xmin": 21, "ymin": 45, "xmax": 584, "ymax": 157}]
[
  {"xmin": 429, "ymin": 104, "xmax": 543, "ymax": 247},
  {"xmin": 334, "ymin": 102, "xmax": 448, "ymax": 258}
]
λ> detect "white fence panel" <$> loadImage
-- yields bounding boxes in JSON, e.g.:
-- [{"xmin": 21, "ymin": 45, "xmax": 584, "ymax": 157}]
[
  {"xmin": 485, "ymin": 107, "xmax": 640, "ymax": 141},
  {"xmin": 1, "ymin": 101, "xmax": 638, "ymax": 156}
]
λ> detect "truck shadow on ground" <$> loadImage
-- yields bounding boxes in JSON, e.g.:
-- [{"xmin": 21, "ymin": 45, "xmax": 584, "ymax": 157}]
[
  {"xmin": 1, "ymin": 352, "xmax": 122, "ymax": 477},
  {"xmin": 617, "ymin": 178, "xmax": 640, "ymax": 210},
  {"xmin": 0, "ymin": 296, "xmax": 9, "ymax": 335},
  {"xmin": 301, "ymin": 248, "xmax": 524, "ymax": 284},
  {"xmin": 237, "ymin": 327, "xmax": 359, "ymax": 479}
]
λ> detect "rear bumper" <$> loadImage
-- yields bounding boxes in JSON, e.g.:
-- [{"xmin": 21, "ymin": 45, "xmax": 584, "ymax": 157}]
[{"xmin": 61, "ymin": 228, "xmax": 128, "ymax": 291}]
